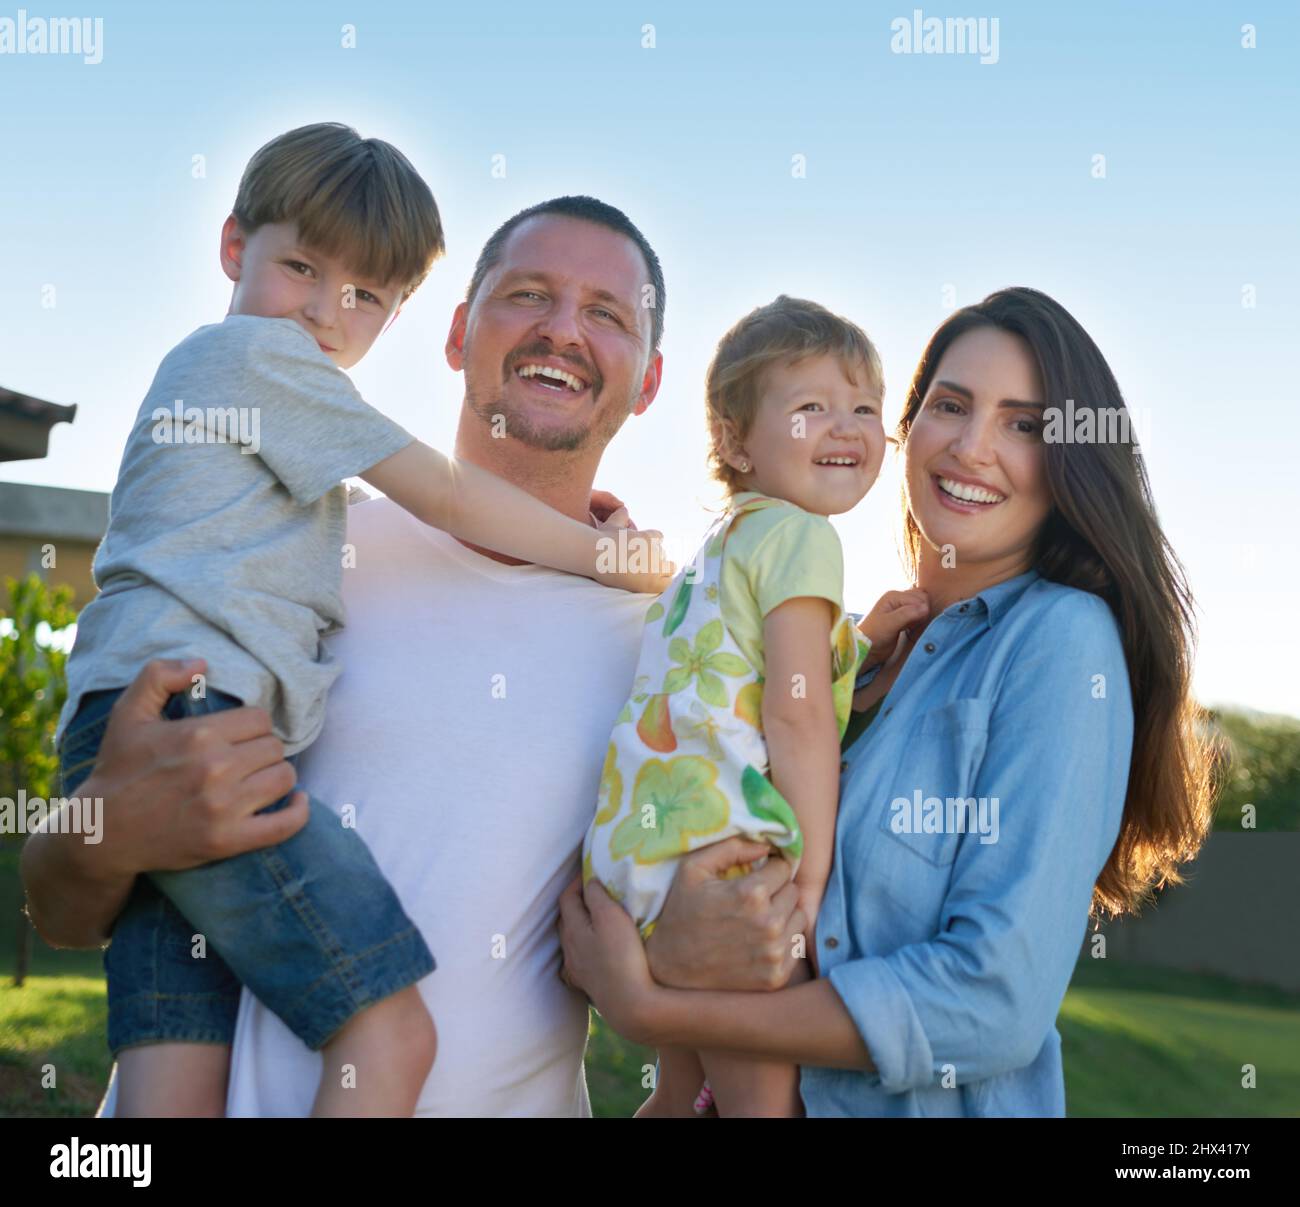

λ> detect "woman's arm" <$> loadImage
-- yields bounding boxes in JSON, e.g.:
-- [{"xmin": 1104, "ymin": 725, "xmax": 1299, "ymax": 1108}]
[
  {"xmin": 761, "ymin": 596, "xmax": 840, "ymax": 925},
  {"xmin": 360, "ymin": 443, "xmax": 671, "ymax": 594},
  {"xmin": 820, "ymin": 593, "xmax": 1133, "ymax": 1090},
  {"xmin": 563, "ymin": 593, "xmax": 1133, "ymax": 1081},
  {"xmin": 559, "ymin": 872, "xmax": 874, "ymax": 1068}
]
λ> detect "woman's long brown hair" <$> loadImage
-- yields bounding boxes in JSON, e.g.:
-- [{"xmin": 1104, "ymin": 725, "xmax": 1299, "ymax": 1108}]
[{"xmin": 897, "ymin": 287, "xmax": 1218, "ymax": 920}]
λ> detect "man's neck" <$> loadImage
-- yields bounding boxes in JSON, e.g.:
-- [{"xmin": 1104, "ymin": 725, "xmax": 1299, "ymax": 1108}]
[{"xmin": 451, "ymin": 412, "xmax": 599, "ymax": 566}]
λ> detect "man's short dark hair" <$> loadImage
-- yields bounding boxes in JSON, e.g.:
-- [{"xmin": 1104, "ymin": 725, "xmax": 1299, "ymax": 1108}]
[{"xmin": 465, "ymin": 196, "xmax": 665, "ymax": 356}]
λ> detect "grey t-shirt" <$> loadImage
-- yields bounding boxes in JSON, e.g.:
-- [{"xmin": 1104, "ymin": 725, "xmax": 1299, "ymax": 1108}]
[{"xmin": 57, "ymin": 314, "xmax": 415, "ymax": 756}]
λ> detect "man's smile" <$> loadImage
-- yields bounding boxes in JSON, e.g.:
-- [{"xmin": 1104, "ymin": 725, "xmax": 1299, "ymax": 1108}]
[{"xmin": 510, "ymin": 354, "xmax": 595, "ymax": 401}]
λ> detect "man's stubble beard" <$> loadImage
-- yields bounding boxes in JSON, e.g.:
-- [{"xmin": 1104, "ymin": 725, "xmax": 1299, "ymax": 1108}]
[{"xmin": 464, "ymin": 366, "xmax": 636, "ymax": 455}]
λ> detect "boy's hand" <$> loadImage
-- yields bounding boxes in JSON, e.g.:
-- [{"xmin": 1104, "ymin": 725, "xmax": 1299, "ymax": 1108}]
[
  {"xmin": 858, "ymin": 589, "xmax": 930, "ymax": 668},
  {"xmin": 593, "ymin": 528, "xmax": 676, "ymax": 595}
]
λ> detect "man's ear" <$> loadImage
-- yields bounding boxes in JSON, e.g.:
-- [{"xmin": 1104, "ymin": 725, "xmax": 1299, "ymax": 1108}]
[
  {"xmin": 630, "ymin": 351, "xmax": 664, "ymax": 417},
  {"xmin": 444, "ymin": 301, "xmax": 469, "ymax": 371},
  {"xmin": 218, "ymin": 213, "xmax": 245, "ymax": 284}
]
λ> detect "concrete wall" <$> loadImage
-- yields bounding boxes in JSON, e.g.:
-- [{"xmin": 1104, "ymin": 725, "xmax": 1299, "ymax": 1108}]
[{"xmin": 1085, "ymin": 832, "xmax": 1298, "ymax": 992}]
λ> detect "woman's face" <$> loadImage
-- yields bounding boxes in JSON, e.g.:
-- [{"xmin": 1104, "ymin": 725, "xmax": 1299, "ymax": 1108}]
[{"xmin": 904, "ymin": 326, "xmax": 1053, "ymax": 573}]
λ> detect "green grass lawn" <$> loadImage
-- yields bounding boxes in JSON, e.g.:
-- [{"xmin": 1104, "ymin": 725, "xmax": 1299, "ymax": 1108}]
[{"xmin": 3, "ymin": 852, "xmax": 1296, "ymax": 1117}]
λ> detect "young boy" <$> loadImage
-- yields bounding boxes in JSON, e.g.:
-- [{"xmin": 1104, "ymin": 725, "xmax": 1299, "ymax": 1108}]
[{"xmin": 55, "ymin": 122, "xmax": 669, "ymax": 1118}]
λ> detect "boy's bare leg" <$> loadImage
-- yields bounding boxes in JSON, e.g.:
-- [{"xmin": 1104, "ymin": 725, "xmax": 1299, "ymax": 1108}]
[
  {"xmin": 115, "ymin": 1043, "xmax": 230, "ymax": 1117},
  {"xmin": 312, "ymin": 985, "xmax": 437, "ymax": 1117},
  {"xmin": 635, "ymin": 1046, "xmax": 709, "ymax": 1117}
]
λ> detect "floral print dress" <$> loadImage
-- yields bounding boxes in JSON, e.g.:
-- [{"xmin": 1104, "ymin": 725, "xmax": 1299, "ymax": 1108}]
[{"xmin": 582, "ymin": 493, "xmax": 869, "ymax": 937}]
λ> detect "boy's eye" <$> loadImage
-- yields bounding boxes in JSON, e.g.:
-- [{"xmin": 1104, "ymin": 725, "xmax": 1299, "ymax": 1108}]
[
  {"xmin": 285, "ymin": 260, "xmax": 314, "ymax": 276},
  {"xmin": 855, "ymin": 404, "xmax": 877, "ymax": 415},
  {"xmin": 797, "ymin": 402, "xmax": 823, "ymax": 412},
  {"xmin": 356, "ymin": 289, "xmax": 381, "ymax": 306}
]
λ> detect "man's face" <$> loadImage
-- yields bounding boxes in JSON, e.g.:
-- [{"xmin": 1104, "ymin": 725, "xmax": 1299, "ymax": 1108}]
[
  {"xmin": 221, "ymin": 216, "xmax": 402, "ymax": 370},
  {"xmin": 447, "ymin": 214, "xmax": 661, "ymax": 452}
]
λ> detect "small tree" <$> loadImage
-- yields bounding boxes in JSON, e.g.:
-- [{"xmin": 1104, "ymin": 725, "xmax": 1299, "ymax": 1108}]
[{"xmin": 0, "ymin": 573, "xmax": 76, "ymax": 987}]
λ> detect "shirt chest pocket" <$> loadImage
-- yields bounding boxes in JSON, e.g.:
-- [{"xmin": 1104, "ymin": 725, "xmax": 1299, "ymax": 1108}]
[{"xmin": 877, "ymin": 697, "xmax": 991, "ymax": 870}]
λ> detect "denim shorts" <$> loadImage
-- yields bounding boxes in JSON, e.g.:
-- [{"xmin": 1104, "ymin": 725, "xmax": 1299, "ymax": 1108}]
[{"xmin": 58, "ymin": 685, "xmax": 436, "ymax": 1056}]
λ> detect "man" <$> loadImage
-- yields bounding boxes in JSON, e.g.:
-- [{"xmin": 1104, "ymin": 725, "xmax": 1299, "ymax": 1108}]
[{"xmin": 23, "ymin": 196, "xmax": 807, "ymax": 1116}]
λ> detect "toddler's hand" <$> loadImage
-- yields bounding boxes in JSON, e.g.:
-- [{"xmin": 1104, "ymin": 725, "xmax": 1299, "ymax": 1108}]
[
  {"xmin": 595, "ymin": 528, "xmax": 676, "ymax": 595},
  {"xmin": 858, "ymin": 588, "xmax": 930, "ymax": 668}
]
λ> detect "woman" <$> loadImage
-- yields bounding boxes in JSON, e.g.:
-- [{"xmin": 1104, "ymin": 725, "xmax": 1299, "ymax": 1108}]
[{"xmin": 558, "ymin": 287, "xmax": 1218, "ymax": 1117}]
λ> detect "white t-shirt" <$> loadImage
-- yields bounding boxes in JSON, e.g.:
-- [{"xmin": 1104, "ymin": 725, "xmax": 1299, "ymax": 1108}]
[{"xmin": 96, "ymin": 496, "xmax": 653, "ymax": 1117}]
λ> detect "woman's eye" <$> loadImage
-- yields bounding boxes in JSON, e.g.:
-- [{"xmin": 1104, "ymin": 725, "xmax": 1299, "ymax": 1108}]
[
  {"xmin": 1012, "ymin": 417, "xmax": 1041, "ymax": 436},
  {"xmin": 932, "ymin": 398, "xmax": 963, "ymax": 414}
]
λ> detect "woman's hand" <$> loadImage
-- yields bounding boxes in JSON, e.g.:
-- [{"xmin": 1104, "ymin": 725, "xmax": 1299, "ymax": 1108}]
[{"xmin": 557, "ymin": 874, "xmax": 663, "ymax": 1045}]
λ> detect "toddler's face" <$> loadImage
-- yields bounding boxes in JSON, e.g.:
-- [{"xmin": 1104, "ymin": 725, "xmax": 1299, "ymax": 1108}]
[
  {"xmin": 220, "ymin": 217, "xmax": 402, "ymax": 369},
  {"xmin": 732, "ymin": 353, "xmax": 885, "ymax": 516}
]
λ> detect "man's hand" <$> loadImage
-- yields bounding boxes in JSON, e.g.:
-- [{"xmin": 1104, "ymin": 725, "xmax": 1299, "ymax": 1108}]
[
  {"xmin": 644, "ymin": 838, "xmax": 808, "ymax": 991},
  {"xmin": 589, "ymin": 488, "xmax": 636, "ymax": 529},
  {"xmin": 88, "ymin": 659, "xmax": 308, "ymax": 876},
  {"xmin": 858, "ymin": 588, "xmax": 930, "ymax": 669},
  {"xmin": 21, "ymin": 658, "xmax": 308, "ymax": 949}
]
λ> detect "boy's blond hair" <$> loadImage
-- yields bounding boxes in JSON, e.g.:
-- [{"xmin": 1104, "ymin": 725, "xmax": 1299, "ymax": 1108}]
[
  {"xmin": 232, "ymin": 122, "xmax": 445, "ymax": 303},
  {"xmin": 706, "ymin": 295, "xmax": 885, "ymax": 493}
]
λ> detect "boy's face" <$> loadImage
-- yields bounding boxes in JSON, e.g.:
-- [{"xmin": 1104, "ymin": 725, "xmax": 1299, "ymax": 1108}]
[
  {"xmin": 730, "ymin": 353, "xmax": 886, "ymax": 517},
  {"xmin": 220, "ymin": 215, "xmax": 402, "ymax": 369}
]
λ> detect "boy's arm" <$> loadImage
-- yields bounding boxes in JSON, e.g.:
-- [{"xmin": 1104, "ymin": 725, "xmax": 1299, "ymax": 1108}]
[
  {"xmin": 359, "ymin": 442, "xmax": 672, "ymax": 594},
  {"xmin": 760, "ymin": 595, "xmax": 841, "ymax": 927}
]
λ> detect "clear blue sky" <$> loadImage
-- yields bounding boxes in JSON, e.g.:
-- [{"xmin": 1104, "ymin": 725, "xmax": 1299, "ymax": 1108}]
[{"xmin": 2, "ymin": 0, "xmax": 1296, "ymax": 714}]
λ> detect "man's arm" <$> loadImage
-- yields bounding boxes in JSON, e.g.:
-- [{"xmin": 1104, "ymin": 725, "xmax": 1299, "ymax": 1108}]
[
  {"xmin": 644, "ymin": 837, "xmax": 808, "ymax": 991},
  {"xmin": 21, "ymin": 659, "xmax": 306, "ymax": 949}
]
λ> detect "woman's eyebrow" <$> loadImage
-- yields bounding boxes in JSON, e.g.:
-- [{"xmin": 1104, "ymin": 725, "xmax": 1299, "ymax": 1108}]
[{"xmin": 934, "ymin": 379, "xmax": 1044, "ymax": 409}]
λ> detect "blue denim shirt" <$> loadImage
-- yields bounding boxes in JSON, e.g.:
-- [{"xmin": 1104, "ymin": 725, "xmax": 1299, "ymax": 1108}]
[{"xmin": 800, "ymin": 569, "xmax": 1133, "ymax": 1117}]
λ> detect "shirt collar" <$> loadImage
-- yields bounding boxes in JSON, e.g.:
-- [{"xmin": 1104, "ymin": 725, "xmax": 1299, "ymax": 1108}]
[
  {"xmin": 965, "ymin": 568, "xmax": 1041, "ymax": 627},
  {"xmin": 851, "ymin": 571, "xmax": 1039, "ymax": 692}
]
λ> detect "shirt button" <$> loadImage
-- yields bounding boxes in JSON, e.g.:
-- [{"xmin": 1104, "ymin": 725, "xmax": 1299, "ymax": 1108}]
[
  {"xmin": 924, "ymin": 642, "xmax": 937, "ymax": 654},
  {"xmin": 824, "ymin": 936, "xmax": 839, "ymax": 949},
  {"xmin": 958, "ymin": 603, "xmax": 969, "ymax": 613},
  {"xmin": 840, "ymin": 758, "xmax": 849, "ymax": 772}
]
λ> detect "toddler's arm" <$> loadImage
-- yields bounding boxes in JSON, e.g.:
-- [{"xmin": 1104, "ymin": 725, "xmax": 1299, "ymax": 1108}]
[
  {"xmin": 760, "ymin": 596, "xmax": 842, "ymax": 943},
  {"xmin": 360, "ymin": 442, "xmax": 671, "ymax": 594}
]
